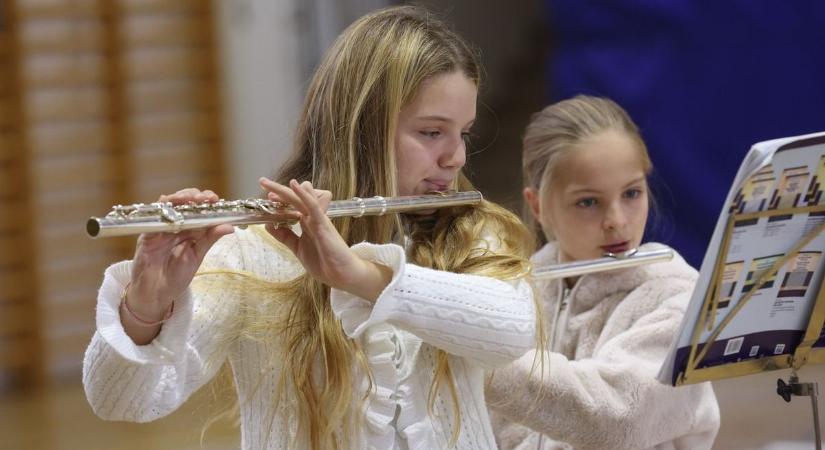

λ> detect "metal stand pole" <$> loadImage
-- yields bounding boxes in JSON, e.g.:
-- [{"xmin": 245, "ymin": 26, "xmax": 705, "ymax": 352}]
[{"xmin": 777, "ymin": 371, "xmax": 822, "ymax": 450}]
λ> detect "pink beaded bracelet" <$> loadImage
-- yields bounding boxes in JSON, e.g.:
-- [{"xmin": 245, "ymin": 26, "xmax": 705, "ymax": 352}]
[{"xmin": 119, "ymin": 281, "xmax": 175, "ymax": 327}]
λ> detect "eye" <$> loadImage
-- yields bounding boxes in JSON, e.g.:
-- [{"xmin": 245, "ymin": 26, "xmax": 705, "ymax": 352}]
[
  {"xmin": 576, "ymin": 198, "xmax": 597, "ymax": 208},
  {"xmin": 420, "ymin": 130, "xmax": 441, "ymax": 138},
  {"xmin": 624, "ymin": 188, "xmax": 643, "ymax": 199}
]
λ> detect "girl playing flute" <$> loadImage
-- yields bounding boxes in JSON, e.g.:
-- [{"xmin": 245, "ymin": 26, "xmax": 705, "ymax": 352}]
[
  {"xmin": 82, "ymin": 6, "xmax": 537, "ymax": 449},
  {"xmin": 487, "ymin": 95, "xmax": 720, "ymax": 449}
]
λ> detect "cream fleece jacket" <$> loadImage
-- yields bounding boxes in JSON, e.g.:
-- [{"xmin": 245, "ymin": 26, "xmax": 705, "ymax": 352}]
[{"xmin": 487, "ymin": 242, "xmax": 720, "ymax": 450}]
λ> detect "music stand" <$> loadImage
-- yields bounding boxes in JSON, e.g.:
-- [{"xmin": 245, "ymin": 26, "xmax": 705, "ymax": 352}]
[{"xmin": 661, "ymin": 132, "xmax": 825, "ymax": 449}]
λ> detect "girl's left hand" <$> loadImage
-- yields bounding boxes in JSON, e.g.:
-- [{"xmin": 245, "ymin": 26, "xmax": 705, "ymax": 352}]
[{"xmin": 259, "ymin": 177, "xmax": 391, "ymax": 301}]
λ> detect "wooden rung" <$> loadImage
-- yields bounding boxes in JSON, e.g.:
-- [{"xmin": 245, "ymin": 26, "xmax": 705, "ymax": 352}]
[
  {"xmin": 119, "ymin": 0, "xmax": 205, "ymax": 14},
  {"xmin": 122, "ymin": 14, "xmax": 208, "ymax": 47},
  {"xmin": 41, "ymin": 296, "xmax": 95, "ymax": 322},
  {"xmin": 17, "ymin": 0, "xmax": 101, "ymax": 19},
  {"xmin": 124, "ymin": 48, "xmax": 210, "ymax": 81},
  {"xmin": 40, "ymin": 300, "xmax": 95, "ymax": 330},
  {"xmin": 29, "ymin": 121, "xmax": 109, "ymax": 157},
  {"xmin": 43, "ymin": 333, "xmax": 94, "ymax": 366},
  {"xmin": 21, "ymin": 39, "xmax": 106, "ymax": 58},
  {"xmin": 129, "ymin": 112, "xmax": 216, "ymax": 147},
  {"xmin": 133, "ymin": 167, "xmax": 226, "ymax": 199},
  {"xmin": 27, "ymin": 87, "xmax": 109, "ymax": 123},
  {"xmin": 45, "ymin": 331, "xmax": 93, "ymax": 349},
  {"xmin": 133, "ymin": 143, "xmax": 220, "ymax": 172},
  {"xmin": 22, "ymin": 39, "xmax": 107, "ymax": 56},
  {"xmin": 134, "ymin": 170, "xmax": 221, "ymax": 200},
  {"xmin": 15, "ymin": 1, "xmax": 208, "ymax": 22},
  {"xmin": 34, "ymin": 186, "xmax": 115, "ymax": 227},
  {"xmin": 42, "ymin": 331, "xmax": 96, "ymax": 376},
  {"xmin": 37, "ymin": 236, "xmax": 115, "ymax": 268},
  {"xmin": 127, "ymin": 80, "xmax": 214, "ymax": 114},
  {"xmin": 0, "ymin": 303, "xmax": 33, "ymax": 335},
  {"xmin": 38, "ymin": 234, "xmax": 116, "ymax": 262},
  {"xmin": 24, "ymin": 54, "xmax": 108, "ymax": 88},
  {"xmin": 134, "ymin": 143, "xmax": 211, "ymax": 171},
  {"xmin": 20, "ymin": 19, "xmax": 105, "ymax": 54},
  {"xmin": 31, "ymin": 153, "xmax": 120, "ymax": 193},
  {"xmin": 40, "ymin": 283, "xmax": 99, "ymax": 308},
  {"xmin": 41, "ymin": 259, "xmax": 111, "ymax": 296}
]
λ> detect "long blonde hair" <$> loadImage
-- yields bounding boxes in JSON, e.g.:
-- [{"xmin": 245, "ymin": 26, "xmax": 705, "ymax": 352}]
[
  {"xmin": 230, "ymin": 6, "xmax": 535, "ymax": 449},
  {"xmin": 522, "ymin": 95, "xmax": 652, "ymax": 244}
]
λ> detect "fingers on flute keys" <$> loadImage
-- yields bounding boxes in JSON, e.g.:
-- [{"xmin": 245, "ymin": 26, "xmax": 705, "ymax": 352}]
[
  {"xmin": 158, "ymin": 188, "xmax": 218, "ymax": 205},
  {"xmin": 145, "ymin": 187, "xmax": 233, "ymax": 246},
  {"xmin": 259, "ymin": 178, "xmax": 335, "ymax": 254}
]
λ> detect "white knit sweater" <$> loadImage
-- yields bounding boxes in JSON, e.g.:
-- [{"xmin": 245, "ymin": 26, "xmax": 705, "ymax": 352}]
[
  {"xmin": 82, "ymin": 225, "xmax": 536, "ymax": 449},
  {"xmin": 487, "ymin": 242, "xmax": 720, "ymax": 450}
]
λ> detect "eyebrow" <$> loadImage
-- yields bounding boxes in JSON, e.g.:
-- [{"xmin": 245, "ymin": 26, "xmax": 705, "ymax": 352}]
[
  {"xmin": 418, "ymin": 115, "xmax": 452, "ymax": 122},
  {"xmin": 566, "ymin": 176, "xmax": 646, "ymax": 196},
  {"xmin": 417, "ymin": 115, "xmax": 476, "ymax": 127}
]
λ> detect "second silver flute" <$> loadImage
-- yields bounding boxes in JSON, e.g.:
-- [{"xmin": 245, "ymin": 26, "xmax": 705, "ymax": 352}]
[
  {"xmin": 531, "ymin": 248, "xmax": 675, "ymax": 280},
  {"xmin": 86, "ymin": 190, "xmax": 483, "ymax": 239}
]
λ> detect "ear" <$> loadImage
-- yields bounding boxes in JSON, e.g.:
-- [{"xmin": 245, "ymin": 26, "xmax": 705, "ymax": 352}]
[{"xmin": 523, "ymin": 186, "xmax": 541, "ymax": 221}]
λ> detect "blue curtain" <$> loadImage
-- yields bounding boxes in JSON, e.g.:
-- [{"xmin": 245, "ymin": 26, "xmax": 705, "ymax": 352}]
[{"xmin": 544, "ymin": 1, "xmax": 825, "ymax": 266}]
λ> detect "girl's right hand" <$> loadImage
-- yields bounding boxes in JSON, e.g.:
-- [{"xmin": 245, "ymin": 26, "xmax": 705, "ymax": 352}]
[{"xmin": 126, "ymin": 188, "xmax": 234, "ymax": 324}]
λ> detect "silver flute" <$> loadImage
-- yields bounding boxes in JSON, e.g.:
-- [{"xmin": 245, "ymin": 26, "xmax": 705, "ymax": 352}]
[
  {"xmin": 86, "ymin": 190, "xmax": 483, "ymax": 238},
  {"xmin": 531, "ymin": 248, "xmax": 674, "ymax": 280}
]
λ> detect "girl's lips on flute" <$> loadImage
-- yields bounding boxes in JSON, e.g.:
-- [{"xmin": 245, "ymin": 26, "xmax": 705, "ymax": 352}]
[
  {"xmin": 423, "ymin": 179, "xmax": 451, "ymax": 192},
  {"xmin": 601, "ymin": 241, "xmax": 630, "ymax": 254}
]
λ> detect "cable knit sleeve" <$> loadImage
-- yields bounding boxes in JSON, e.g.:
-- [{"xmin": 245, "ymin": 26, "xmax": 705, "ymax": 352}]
[
  {"xmin": 487, "ymin": 289, "xmax": 719, "ymax": 450},
  {"xmin": 329, "ymin": 242, "xmax": 536, "ymax": 369},
  {"xmin": 82, "ymin": 231, "xmax": 256, "ymax": 422}
]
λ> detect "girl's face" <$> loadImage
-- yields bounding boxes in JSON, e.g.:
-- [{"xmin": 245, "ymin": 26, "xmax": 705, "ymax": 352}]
[
  {"xmin": 524, "ymin": 130, "xmax": 649, "ymax": 262},
  {"xmin": 394, "ymin": 71, "xmax": 476, "ymax": 196}
]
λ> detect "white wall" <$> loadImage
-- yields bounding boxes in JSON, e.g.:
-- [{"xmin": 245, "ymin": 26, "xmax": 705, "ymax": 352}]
[
  {"xmin": 214, "ymin": 0, "xmax": 388, "ymax": 198},
  {"xmin": 214, "ymin": 0, "xmax": 304, "ymax": 198}
]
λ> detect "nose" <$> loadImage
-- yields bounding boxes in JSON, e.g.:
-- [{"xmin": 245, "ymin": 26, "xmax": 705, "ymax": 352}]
[
  {"xmin": 438, "ymin": 134, "xmax": 467, "ymax": 169},
  {"xmin": 602, "ymin": 201, "xmax": 628, "ymax": 231}
]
